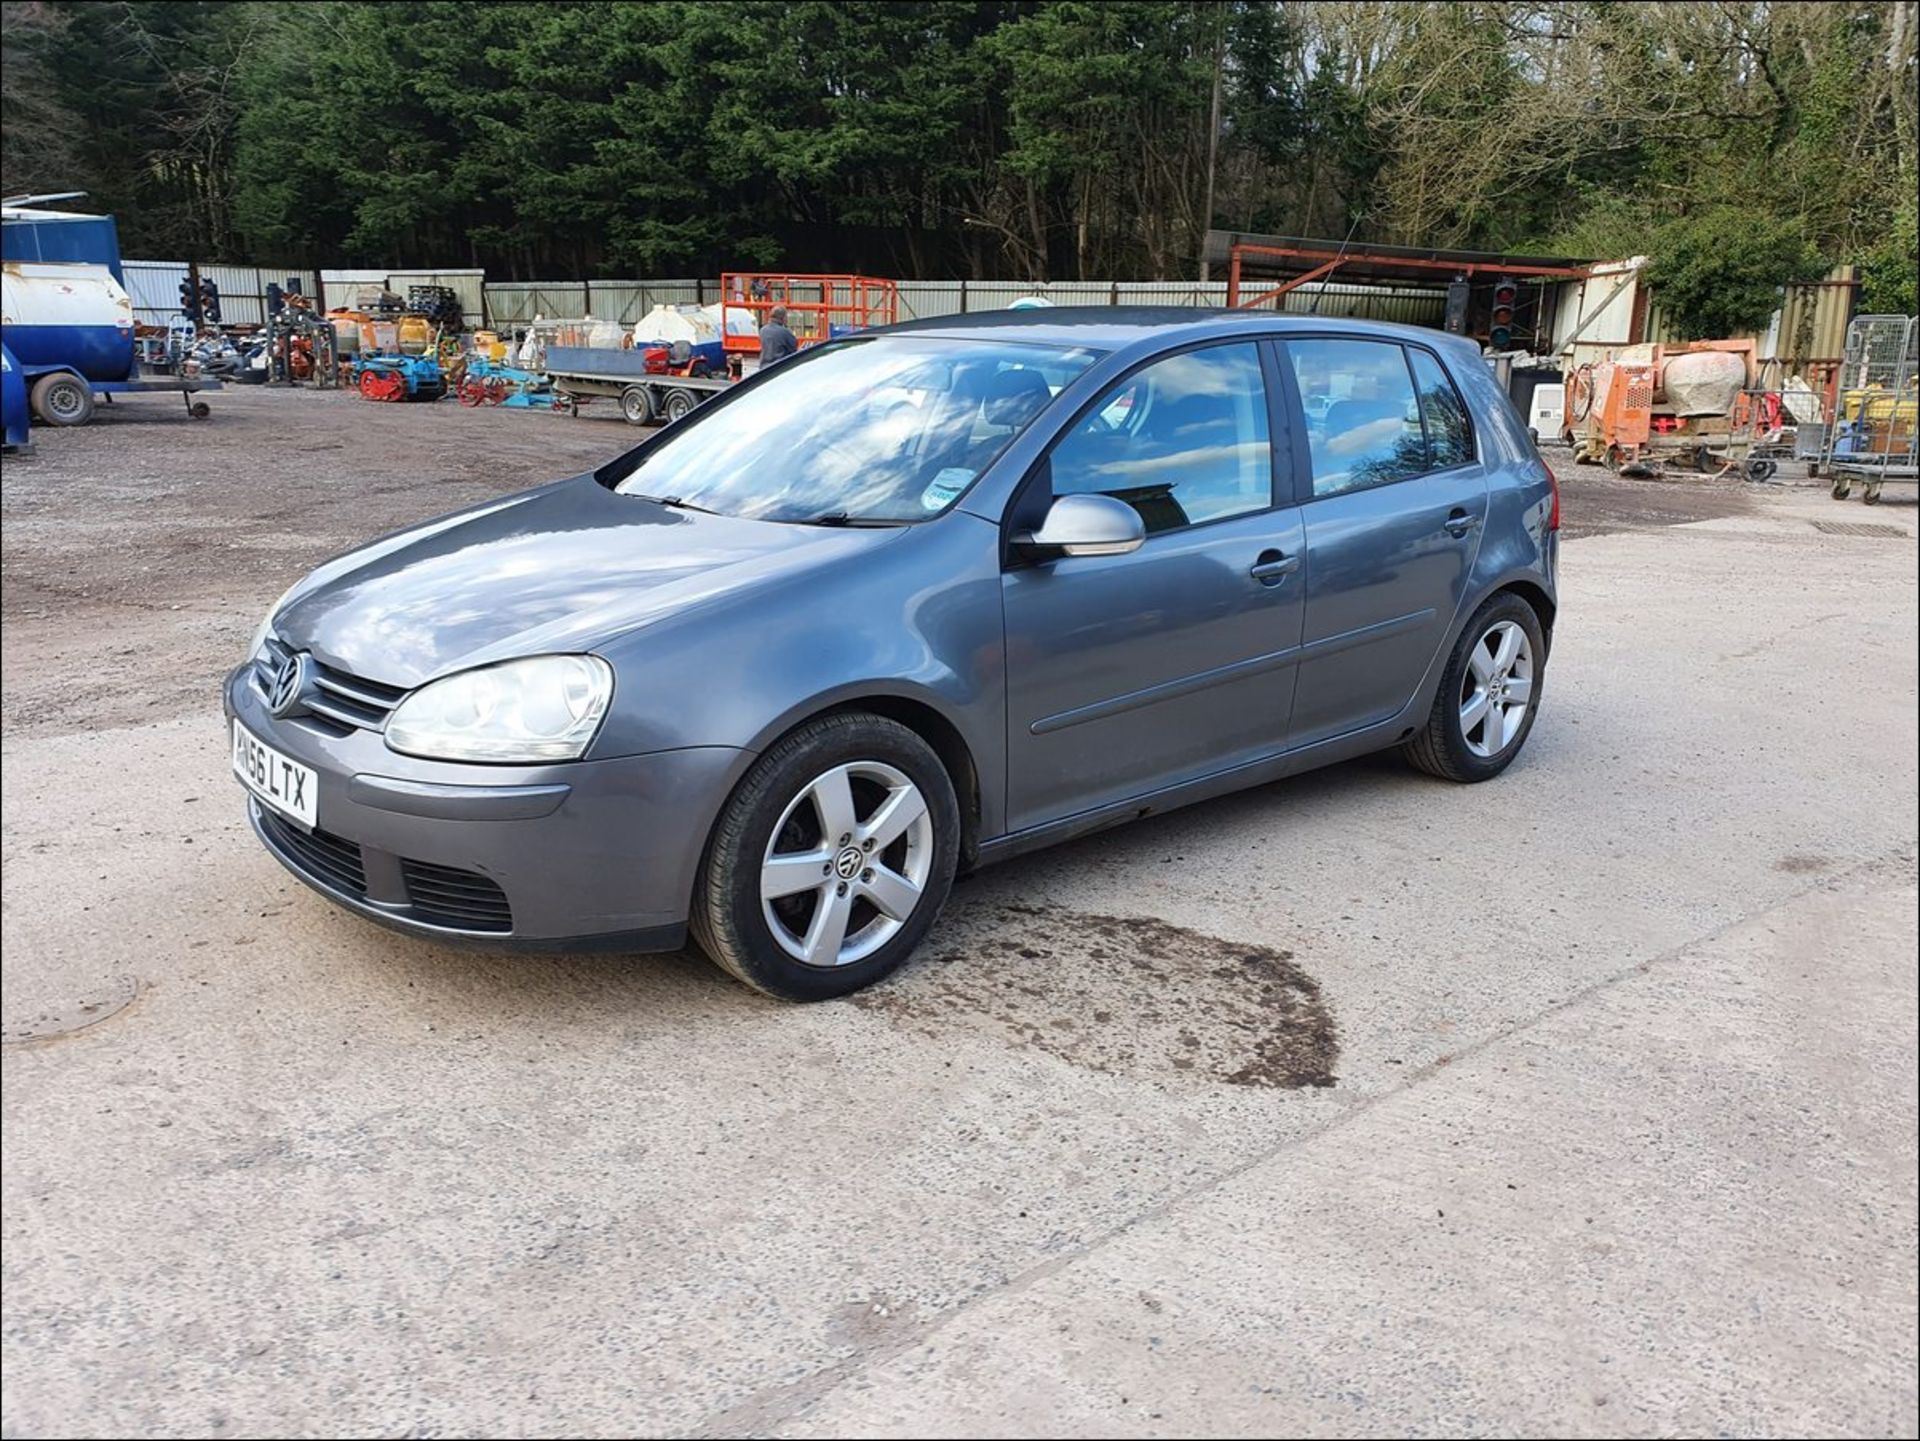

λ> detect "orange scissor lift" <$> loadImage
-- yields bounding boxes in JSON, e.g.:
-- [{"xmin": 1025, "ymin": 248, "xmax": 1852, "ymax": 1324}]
[{"xmin": 721, "ymin": 273, "xmax": 899, "ymax": 359}]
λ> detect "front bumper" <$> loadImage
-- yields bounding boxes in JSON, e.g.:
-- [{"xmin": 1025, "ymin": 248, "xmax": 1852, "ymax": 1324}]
[{"xmin": 225, "ymin": 665, "xmax": 744, "ymax": 948}]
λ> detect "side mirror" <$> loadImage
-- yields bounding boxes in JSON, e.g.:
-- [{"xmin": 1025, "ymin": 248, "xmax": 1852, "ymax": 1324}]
[{"xmin": 1016, "ymin": 493, "xmax": 1145, "ymax": 558}]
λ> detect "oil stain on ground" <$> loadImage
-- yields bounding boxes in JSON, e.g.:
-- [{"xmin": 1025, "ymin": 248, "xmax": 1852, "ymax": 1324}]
[{"xmin": 854, "ymin": 904, "xmax": 1337, "ymax": 1089}]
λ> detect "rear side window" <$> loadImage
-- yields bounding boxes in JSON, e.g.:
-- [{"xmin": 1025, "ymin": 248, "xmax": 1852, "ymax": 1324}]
[
  {"xmin": 1408, "ymin": 348, "xmax": 1474, "ymax": 469},
  {"xmin": 1287, "ymin": 339, "xmax": 1426, "ymax": 496}
]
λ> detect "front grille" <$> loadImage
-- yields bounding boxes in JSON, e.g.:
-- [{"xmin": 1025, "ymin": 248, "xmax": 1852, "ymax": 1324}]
[
  {"xmin": 254, "ymin": 639, "xmax": 409, "ymax": 733},
  {"xmin": 401, "ymin": 859, "xmax": 513, "ymax": 933},
  {"xmin": 258, "ymin": 807, "xmax": 367, "ymax": 896}
]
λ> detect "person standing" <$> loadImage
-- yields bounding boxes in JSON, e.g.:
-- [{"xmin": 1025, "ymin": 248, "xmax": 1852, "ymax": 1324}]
[{"xmin": 758, "ymin": 305, "xmax": 798, "ymax": 368}]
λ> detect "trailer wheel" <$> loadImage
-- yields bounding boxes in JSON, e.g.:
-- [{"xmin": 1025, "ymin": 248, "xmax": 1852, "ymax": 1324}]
[
  {"xmin": 662, "ymin": 387, "xmax": 697, "ymax": 424},
  {"xmin": 1744, "ymin": 458, "xmax": 1777, "ymax": 483},
  {"xmin": 1831, "ymin": 478, "xmax": 1852, "ymax": 500},
  {"xmin": 189, "ymin": 402, "xmax": 211, "ymax": 420},
  {"xmin": 30, "ymin": 373, "xmax": 95, "ymax": 427},
  {"xmin": 620, "ymin": 384, "xmax": 656, "ymax": 426}
]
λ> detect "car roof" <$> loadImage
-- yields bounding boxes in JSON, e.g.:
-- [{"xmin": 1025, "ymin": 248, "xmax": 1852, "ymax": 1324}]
[{"xmin": 878, "ymin": 306, "xmax": 1482, "ymax": 364}]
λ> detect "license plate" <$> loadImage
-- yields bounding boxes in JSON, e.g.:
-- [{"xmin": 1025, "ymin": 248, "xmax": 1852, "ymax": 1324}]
[{"xmin": 232, "ymin": 719, "xmax": 318, "ymax": 829}]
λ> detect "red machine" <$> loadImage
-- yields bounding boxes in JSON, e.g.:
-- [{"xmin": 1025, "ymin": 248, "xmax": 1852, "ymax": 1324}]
[{"xmin": 720, "ymin": 273, "xmax": 899, "ymax": 355}]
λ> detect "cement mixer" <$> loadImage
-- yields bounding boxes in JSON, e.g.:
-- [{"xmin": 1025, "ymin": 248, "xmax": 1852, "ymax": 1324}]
[{"xmin": 1564, "ymin": 339, "xmax": 1762, "ymax": 477}]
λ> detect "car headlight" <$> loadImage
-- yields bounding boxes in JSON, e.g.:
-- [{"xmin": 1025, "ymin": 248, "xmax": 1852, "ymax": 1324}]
[{"xmin": 384, "ymin": 655, "xmax": 613, "ymax": 764}]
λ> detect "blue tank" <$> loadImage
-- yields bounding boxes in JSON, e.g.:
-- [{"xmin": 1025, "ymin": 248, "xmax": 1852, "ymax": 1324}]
[{"xmin": 0, "ymin": 261, "xmax": 137, "ymax": 383}]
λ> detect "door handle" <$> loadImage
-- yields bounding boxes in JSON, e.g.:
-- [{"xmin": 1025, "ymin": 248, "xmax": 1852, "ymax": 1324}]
[
  {"xmin": 1249, "ymin": 550, "xmax": 1300, "ymax": 584},
  {"xmin": 1443, "ymin": 509, "xmax": 1479, "ymax": 539}
]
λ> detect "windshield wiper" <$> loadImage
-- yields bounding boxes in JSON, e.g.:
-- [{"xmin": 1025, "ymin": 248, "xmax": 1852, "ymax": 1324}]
[
  {"xmin": 790, "ymin": 511, "xmax": 904, "ymax": 528},
  {"xmin": 630, "ymin": 493, "xmax": 720, "ymax": 515}
]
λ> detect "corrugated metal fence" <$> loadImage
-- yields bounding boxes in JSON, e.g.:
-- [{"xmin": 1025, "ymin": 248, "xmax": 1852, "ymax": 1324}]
[
  {"xmin": 122, "ymin": 259, "xmax": 1851, "ymax": 364},
  {"xmin": 1645, "ymin": 264, "xmax": 1858, "ymax": 368},
  {"xmin": 474, "ymin": 276, "xmax": 1447, "ymax": 327}
]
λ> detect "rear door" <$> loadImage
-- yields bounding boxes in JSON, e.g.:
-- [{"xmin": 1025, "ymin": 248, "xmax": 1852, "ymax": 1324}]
[
  {"xmin": 1280, "ymin": 338, "xmax": 1489, "ymax": 749},
  {"xmin": 1000, "ymin": 341, "xmax": 1306, "ymax": 832}
]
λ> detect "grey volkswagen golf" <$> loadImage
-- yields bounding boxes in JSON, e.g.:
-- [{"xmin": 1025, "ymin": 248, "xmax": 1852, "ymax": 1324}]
[{"xmin": 228, "ymin": 310, "xmax": 1558, "ymax": 1000}]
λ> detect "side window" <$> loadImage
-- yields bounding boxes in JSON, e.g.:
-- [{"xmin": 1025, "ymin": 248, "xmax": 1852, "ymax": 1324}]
[
  {"xmin": 1050, "ymin": 342, "xmax": 1271, "ymax": 535},
  {"xmin": 1288, "ymin": 339, "xmax": 1426, "ymax": 497},
  {"xmin": 1409, "ymin": 348, "xmax": 1474, "ymax": 469}
]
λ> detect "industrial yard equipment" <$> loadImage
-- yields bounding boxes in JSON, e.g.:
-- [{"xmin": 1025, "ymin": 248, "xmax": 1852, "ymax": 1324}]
[
  {"xmin": 355, "ymin": 352, "xmax": 445, "ymax": 403},
  {"xmin": 1565, "ymin": 340, "xmax": 1759, "ymax": 476},
  {"xmin": 1818, "ymin": 314, "xmax": 1918, "ymax": 505},
  {"xmin": 1, "ymin": 255, "xmax": 217, "ymax": 424},
  {"xmin": 541, "ymin": 344, "xmax": 733, "ymax": 423},
  {"xmin": 719, "ymin": 273, "xmax": 898, "ymax": 360},
  {"xmin": 456, "ymin": 356, "xmax": 548, "ymax": 408}
]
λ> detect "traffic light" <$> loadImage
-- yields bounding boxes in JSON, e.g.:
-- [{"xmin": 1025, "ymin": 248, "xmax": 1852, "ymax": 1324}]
[
  {"xmin": 1489, "ymin": 275, "xmax": 1518, "ymax": 350},
  {"xmin": 178, "ymin": 278, "xmax": 201, "ymax": 323},
  {"xmin": 198, "ymin": 278, "xmax": 221, "ymax": 324}
]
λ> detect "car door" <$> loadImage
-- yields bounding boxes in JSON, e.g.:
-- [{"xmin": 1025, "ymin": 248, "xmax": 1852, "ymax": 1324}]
[
  {"xmin": 1280, "ymin": 337, "xmax": 1490, "ymax": 749},
  {"xmin": 1000, "ymin": 340, "xmax": 1306, "ymax": 833}
]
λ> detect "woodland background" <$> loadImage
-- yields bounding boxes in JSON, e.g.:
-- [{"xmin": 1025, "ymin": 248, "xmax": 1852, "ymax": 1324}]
[{"xmin": 2, "ymin": 1, "xmax": 1915, "ymax": 316}]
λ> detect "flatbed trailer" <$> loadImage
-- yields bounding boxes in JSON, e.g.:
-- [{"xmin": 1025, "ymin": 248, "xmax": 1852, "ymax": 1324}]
[{"xmin": 543, "ymin": 345, "xmax": 733, "ymax": 426}]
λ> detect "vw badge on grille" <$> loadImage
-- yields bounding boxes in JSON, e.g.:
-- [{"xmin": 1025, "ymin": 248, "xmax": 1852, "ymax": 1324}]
[{"xmin": 267, "ymin": 650, "xmax": 310, "ymax": 718}]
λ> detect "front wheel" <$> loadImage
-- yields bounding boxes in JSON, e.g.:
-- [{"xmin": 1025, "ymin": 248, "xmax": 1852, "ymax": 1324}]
[
  {"xmin": 30, "ymin": 373, "xmax": 95, "ymax": 426},
  {"xmin": 1402, "ymin": 593, "xmax": 1546, "ymax": 782},
  {"xmin": 619, "ymin": 384, "xmax": 655, "ymax": 426},
  {"xmin": 690, "ymin": 713, "xmax": 960, "ymax": 1000}
]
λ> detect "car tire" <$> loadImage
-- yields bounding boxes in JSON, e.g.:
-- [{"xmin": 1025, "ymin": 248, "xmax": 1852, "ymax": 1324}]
[
  {"xmin": 1401, "ymin": 592, "xmax": 1546, "ymax": 783},
  {"xmin": 30, "ymin": 372, "xmax": 95, "ymax": 427},
  {"xmin": 690, "ymin": 712, "xmax": 960, "ymax": 1001}
]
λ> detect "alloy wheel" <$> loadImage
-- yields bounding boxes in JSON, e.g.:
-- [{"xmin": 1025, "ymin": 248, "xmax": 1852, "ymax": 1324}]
[
  {"xmin": 759, "ymin": 761, "xmax": 934, "ymax": 968},
  {"xmin": 1459, "ymin": 619, "xmax": 1534, "ymax": 759}
]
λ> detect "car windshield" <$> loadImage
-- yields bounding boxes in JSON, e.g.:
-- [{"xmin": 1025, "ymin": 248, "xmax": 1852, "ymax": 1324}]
[{"xmin": 609, "ymin": 336, "xmax": 1101, "ymax": 522}]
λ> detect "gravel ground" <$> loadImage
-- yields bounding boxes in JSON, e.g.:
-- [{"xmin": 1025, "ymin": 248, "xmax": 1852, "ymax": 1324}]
[{"xmin": 2, "ymin": 387, "xmax": 1914, "ymax": 1438}]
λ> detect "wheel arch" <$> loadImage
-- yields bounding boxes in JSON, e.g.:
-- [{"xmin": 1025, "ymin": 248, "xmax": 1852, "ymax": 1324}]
[
  {"xmin": 738, "ymin": 686, "xmax": 986, "ymax": 871},
  {"xmin": 1496, "ymin": 578, "xmax": 1556, "ymax": 650}
]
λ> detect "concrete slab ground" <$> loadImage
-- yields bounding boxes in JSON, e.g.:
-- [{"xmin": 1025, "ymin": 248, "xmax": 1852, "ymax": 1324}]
[{"xmin": 2, "ymin": 391, "xmax": 1915, "ymax": 1437}]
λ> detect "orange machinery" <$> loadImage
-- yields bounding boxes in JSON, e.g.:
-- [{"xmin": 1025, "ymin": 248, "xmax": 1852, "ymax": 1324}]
[
  {"xmin": 1566, "ymin": 339, "xmax": 1757, "ymax": 475},
  {"xmin": 721, "ymin": 273, "xmax": 899, "ymax": 355}
]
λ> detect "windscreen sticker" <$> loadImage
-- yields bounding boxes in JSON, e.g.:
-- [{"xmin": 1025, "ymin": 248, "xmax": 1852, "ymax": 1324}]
[{"xmin": 921, "ymin": 468, "xmax": 974, "ymax": 511}]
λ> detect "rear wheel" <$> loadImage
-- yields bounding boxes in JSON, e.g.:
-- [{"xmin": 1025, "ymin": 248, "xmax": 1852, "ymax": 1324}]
[
  {"xmin": 690, "ymin": 713, "xmax": 959, "ymax": 1001},
  {"xmin": 661, "ymin": 387, "xmax": 696, "ymax": 423},
  {"xmin": 30, "ymin": 373, "xmax": 95, "ymax": 426},
  {"xmin": 1402, "ymin": 592, "xmax": 1546, "ymax": 782}
]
